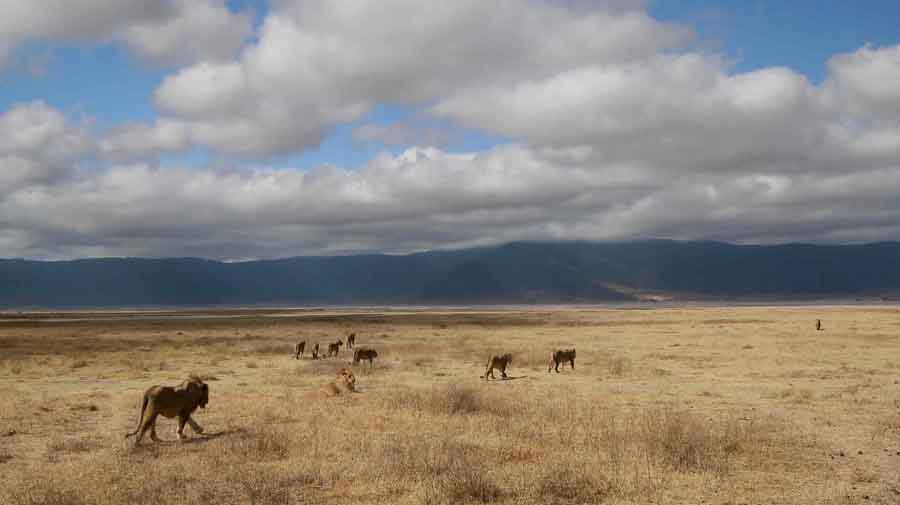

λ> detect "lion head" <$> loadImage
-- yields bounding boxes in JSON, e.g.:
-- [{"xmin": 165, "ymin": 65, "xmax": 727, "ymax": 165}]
[
  {"xmin": 337, "ymin": 367, "xmax": 356, "ymax": 390},
  {"xmin": 321, "ymin": 367, "xmax": 357, "ymax": 397},
  {"xmin": 183, "ymin": 375, "xmax": 209, "ymax": 409}
]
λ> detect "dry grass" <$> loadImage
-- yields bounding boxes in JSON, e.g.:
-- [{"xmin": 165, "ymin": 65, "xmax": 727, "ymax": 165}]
[
  {"xmin": 384, "ymin": 384, "xmax": 517, "ymax": 417},
  {"xmin": 1, "ymin": 306, "xmax": 898, "ymax": 504},
  {"xmin": 47, "ymin": 436, "xmax": 102, "ymax": 455},
  {"xmin": 4, "ymin": 392, "xmax": 797, "ymax": 505},
  {"xmin": 70, "ymin": 359, "xmax": 89, "ymax": 369},
  {"xmin": 607, "ymin": 354, "xmax": 632, "ymax": 376}
]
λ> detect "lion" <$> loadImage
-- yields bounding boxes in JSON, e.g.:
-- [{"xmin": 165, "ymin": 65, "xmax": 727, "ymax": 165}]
[
  {"xmin": 311, "ymin": 343, "xmax": 320, "ymax": 360},
  {"xmin": 124, "ymin": 375, "xmax": 208, "ymax": 445},
  {"xmin": 347, "ymin": 332, "xmax": 356, "ymax": 349},
  {"xmin": 548, "ymin": 348, "xmax": 576, "ymax": 373},
  {"xmin": 321, "ymin": 367, "xmax": 356, "ymax": 397},
  {"xmin": 352, "ymin": 347, "xmax": 378, "ymax": 367},
  {"xmin": 327, "ymin": 339, "xmax": 344, "ymax": 357},
  {"xmin": 484, "ymin": 353, "xmax": 512, "ymax": 380},
  {"xmin": 294, "ymin": 340, "xmax": 306, "ymax": 359}
]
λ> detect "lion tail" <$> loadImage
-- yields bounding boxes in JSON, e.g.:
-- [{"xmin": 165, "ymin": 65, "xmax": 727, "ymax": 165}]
[{"xmin": 124, "ymin": 392, "xmax": 148, "ymax": 438}]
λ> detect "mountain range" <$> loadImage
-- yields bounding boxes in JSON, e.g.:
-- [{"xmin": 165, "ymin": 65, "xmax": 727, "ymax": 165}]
[{"xmin": 2, "ymin": 240, "xmax": 900, "ymax": 308}]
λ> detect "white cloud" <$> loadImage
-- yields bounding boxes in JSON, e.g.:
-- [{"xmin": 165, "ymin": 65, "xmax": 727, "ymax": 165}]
[
  {"xmin": 4, "ymin": 5, "xmax": 900, "ymax": 258},
  {"xmin": 0, "ymin": 101, "xmax": 92, "ymax": 194},
  {"xmin": 0, "ymin": 102, "xmax": 77, "ymax": 153},
  {"xmin": 119, "ymin": 0, "xmax": 252, "ymax": 66},
  {"xmin": 0, "ymin": 1, "xmax": 172, "ymax": 41},
  {"xmin": 434, "ymin": 55, "xmax": 828, "ymax": 173},
  {"xmin": 149, "ymin": 0, "xmax": 688, "ymax": 155},
  {"xmin": 352, "ymin": 122, "xmax": 451, "ymax": 147},
  {"xmin": 0, "ymin": 39, "xmax": 12, "ymax": 68},
  {"xmin": 99, "ymin": 119, "xmax": 190, "ymax": 160},
  {"xmin": 4, "ymin": 128, "xmax": 900, "ymax": 259},
  {"xmin": 0, "ymin": 0, "xmax": 250, "ymax": 69},
  {"xmin": 826, "ymin": 44, "xmax": 900, "ymax": 117}
]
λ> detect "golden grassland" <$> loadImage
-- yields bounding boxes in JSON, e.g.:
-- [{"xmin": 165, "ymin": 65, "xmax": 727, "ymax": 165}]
[{"xmin": 1, "ymin": 306, "xmax": 899, "ymax": 504}]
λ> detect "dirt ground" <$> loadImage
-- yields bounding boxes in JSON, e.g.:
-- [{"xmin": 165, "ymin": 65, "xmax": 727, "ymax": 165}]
[{"xmin": 1, "ymin": 305, "xmax": 899, "ymax": 504}]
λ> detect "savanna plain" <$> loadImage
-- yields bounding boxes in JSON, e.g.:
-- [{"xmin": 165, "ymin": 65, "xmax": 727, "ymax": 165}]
[{"xmin": 1, "ymin": 306, "xmax": 899, "ymax": 504}]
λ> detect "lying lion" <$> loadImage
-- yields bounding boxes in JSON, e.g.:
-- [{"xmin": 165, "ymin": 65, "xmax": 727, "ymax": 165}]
[{"xmin": 321, "ymin": 367, "xmax": 356, "ymax": 397}]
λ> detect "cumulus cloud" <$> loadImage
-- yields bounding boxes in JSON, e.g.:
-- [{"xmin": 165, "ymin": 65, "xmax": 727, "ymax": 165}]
[
  {"xmin": 0, "ymin": 0, "xmax": 250, "ymax": 68},
  {"xmin": 148, "ymin": 0, "xmax": 687, "ymax": 155},
  {"xmin": 352, "ymin": 122, "xmax": 452, "ymax": 148},
  {"xmin": 826, "ymin": 44, "xmax": 900, "ymax": 118},
  {"xmin": 3, "ymin": 3, "xmax": 900, "ymax": 259},
  {"xmin": 5, "ymin": 128, "xmax": 900, "ymax": 259},
  {"xmin": 118, "ymin": 0, "xmax": 252, "ymax": 66},
  {"xmin": 99, "ymin": 119, "xmax": 189, "ymax": 161},
  {"xmin": 434, "ymin": 55, "xmax": 830, "ymax": 174},
  {"xmin": 2, "ymin": 144, "xmax": 612, "ymax": 257},
  {"xmin": 0, "ymin": 39, "xmax": 12, "ymax": 68},
  {"xmin": 0, "ymin": 101, "xmax": 92, "ymax": 194},
  {"xmin": 0, "ymin": 1, "xmax": 171, "ymax": 41}
]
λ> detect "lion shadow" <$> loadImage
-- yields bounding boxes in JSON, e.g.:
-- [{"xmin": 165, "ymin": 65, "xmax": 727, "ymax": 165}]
[
  {"xmin": 129, "ymin": 428, "xmax": 246, "ymax": 449},
  {"xmin": 179, "ymin": 428, "xmax": 245, "ymax": 445},
  {"xmin": 479, "ymin": 375, "xmax": 529, "ymax": 381}
]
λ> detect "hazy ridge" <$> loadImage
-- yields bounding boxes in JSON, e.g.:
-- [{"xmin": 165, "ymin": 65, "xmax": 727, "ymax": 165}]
[{"xmin": 2, "ymin": 240, "xmax": 900, "ymax": 308}]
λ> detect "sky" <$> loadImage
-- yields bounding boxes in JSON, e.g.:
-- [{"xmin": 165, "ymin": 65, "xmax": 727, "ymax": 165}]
[{"xmin": 1, "ymin": 0, "xmax": 900, "ymax": 260}]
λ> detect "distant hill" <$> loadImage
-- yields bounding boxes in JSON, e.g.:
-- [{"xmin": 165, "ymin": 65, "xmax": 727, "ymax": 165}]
[{"xmin": 2, "ymin": 240, "xmax": 900, "ymax": 308}]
